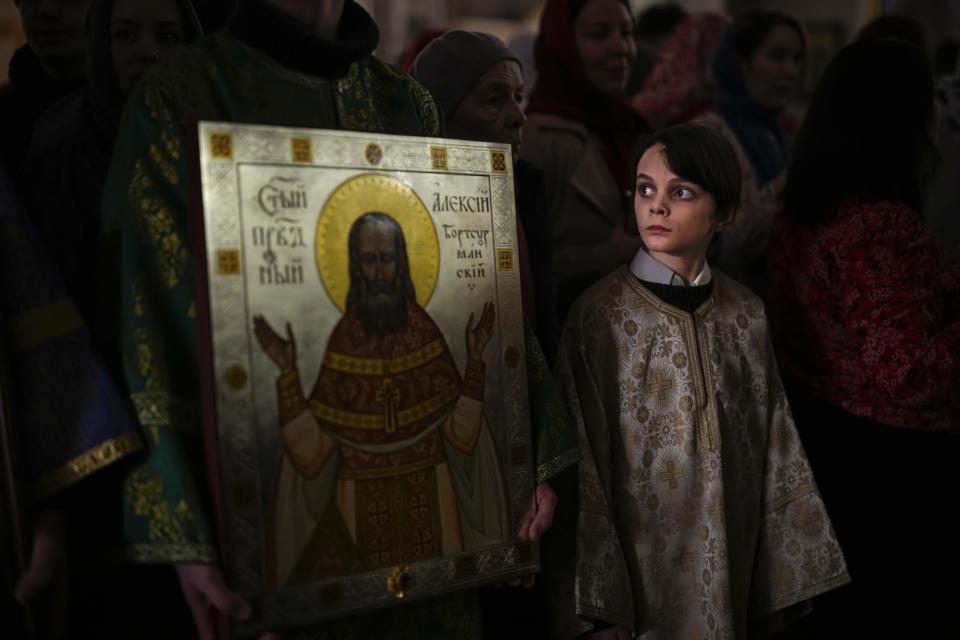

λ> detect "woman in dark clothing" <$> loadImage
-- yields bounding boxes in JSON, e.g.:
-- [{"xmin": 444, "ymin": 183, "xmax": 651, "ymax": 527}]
[
  {"xmin": 21, "ymin": 0, "xmax": 202, "ymax": 327},
  {"xmin": 697, "ymin": 10, "xmax": 805, "ymax": 295},
  {"xmin": 767, "ymin": 39, "xmax": 960, "ymax": 639},
  {"xmin": 0, "ymin": 0, "xmax": 91, "ymax": 176}
]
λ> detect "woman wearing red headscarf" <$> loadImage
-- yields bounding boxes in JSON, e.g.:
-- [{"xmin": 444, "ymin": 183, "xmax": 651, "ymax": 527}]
[{"xmin": 519, "ymin": 0, "xmax": 646, "ymax": 324}]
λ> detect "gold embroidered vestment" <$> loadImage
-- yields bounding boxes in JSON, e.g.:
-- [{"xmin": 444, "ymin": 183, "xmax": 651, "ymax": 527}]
[{"xmin": 549, "ymin": 268, "xmax": 849, "ymax": 639}]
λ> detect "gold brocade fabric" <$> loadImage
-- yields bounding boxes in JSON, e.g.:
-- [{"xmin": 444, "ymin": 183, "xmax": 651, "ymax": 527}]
[{"xmin": 550, "ymin": 267, "xmax": 849, "ymax": 639}]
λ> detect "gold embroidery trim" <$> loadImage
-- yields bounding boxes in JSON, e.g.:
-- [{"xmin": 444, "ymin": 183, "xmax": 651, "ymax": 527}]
[
  {"xmin": 131, "ymin": 391, "xmax": 197, "ymax": 433},
  {"xmin": 338, "ymin": 452, "xmax": 446, "ymax": 480},
  {"xmin": 132, "ymin": 391, "xmax": 173, "ymax": 426},
  {"xmin": 310, "ymin": 386, "xmax": 460, "ymax": 431},
  {"xmin": 536, "ymin": 447, "xmax": 580, "ymax": 484},
  {"xmin": 689, "ymin": 315, "xmax": 721, "ymax": 452},
  {"xmin": 30, "ymin": 431, "xmax": 143, "ymax": 502},
  {"xmin": 627, "ymin": 268, "xmax": 720, "ymax": 451},
  {"xmin": 765, "ymin": 481, "xmax": 817, "ymax": 514},
  {"xmin": 8, "ymin": 299, "xmax": 85, "ymax": 352},
  {"xmin": 122, "ymin": 542, "xmax": 218, "ymax": 564},
  {"xmin": 323, "ymin": 339, "xmax": 447, "ymax": 376}
]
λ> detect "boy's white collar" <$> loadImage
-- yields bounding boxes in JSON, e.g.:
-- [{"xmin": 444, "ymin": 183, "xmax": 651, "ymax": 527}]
[{"xmin": 629, "ymin": 249, "xmax": 712, "ymax": 287}]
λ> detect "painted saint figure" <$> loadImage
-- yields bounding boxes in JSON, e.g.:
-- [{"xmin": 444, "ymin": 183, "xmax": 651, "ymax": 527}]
[{"xmin": 254, "ymin": 212, "xmax": 510, "ymax": 588}]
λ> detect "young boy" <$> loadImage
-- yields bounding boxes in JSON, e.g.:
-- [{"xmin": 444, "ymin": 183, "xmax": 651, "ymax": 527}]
[{"xmin": 548, "ymin": 124, "xmax": 848, "ymax": 639}]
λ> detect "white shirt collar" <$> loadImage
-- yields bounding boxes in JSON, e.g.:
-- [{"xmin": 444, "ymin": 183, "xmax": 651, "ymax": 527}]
[{"xmin": 629, "ymin": 249, "xmax": 712, "ymax": 287}]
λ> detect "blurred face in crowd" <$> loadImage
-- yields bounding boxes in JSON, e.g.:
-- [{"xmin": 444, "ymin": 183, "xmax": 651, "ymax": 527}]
[
  {"xmin": 741, "ymin": 25, "xmax": 804, "ymax": 111},
  {"xmin": 18, "ymin": 0, "xmax": 93, "ymax": 78},
  {"xmin": 449, "ymin": 60, "xmax": 526, "ymax": 150},
  {"xmin": 573, "ymin": 0, "xmax": 635, "ymax": 95},
  {"xmin": 634, "ymin": 144, "xmax": 726, "ymax": 278},
  {"xmin": 111, "ymin": 0, "xmax": 187, "ymax": 97}
]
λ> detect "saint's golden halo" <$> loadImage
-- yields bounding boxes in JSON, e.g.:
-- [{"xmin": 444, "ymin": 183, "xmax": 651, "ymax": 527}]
[{"xmin": 315, "ymin": 173, "xmax": 439, "ymax": 312}]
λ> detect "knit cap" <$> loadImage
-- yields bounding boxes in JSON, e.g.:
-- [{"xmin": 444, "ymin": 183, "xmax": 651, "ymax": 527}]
[{"xmin": 410, "ymin": 30, "xmax": 522, "ymax": 120}]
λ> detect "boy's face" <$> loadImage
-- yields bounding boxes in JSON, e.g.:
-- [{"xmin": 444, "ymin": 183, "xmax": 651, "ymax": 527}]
[{"xmin": 634, "ymin": 144, "xmax": 725, "ymax": 270}]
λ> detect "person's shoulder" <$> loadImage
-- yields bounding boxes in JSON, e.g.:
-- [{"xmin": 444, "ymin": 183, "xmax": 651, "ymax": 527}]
[
  {"xmin": 135, "ymin": 34, "xmax": 228, "ymax": 98},
  {"xmin": 25, "ymin": 90, "xmax": 89, "ymax": 158},
  {"xmin": 351, "ymin": 56, "xmax": 442, "ymax": 135},
  {"xmin": 356, "ymin": 55, "xmax": 412, "ymax": 84},
  {"xmin": 820, "ymin": 200, "xmax": 925, "ymax": 256},
  {"xmin": 525, "ymin": 113, "xmax": 590, "ymax": 139},
  {"xmin": 519, "ymin": 114, "xmax": 590, "ymax": 171},
  {"xmin": 124, "ymin": 34, "xmax": 234, "ymax": 124},
  {"xmin": 152, "ymin": 34, "xmax": 224, "ymax": 79},
  {"xmin": 712, "ymin": 270, "xmax": 767, "ymax": 322},
  {"xmin": 352, "ymin": 55, "xmax": 432, "ymax": 102},
  {"xmin": 838, "ymin": 200, "xmax": 921, "ymax": 227},
  {"xmin": 568, "ymin": 268, "xmax": 636, "ymax": 323}
]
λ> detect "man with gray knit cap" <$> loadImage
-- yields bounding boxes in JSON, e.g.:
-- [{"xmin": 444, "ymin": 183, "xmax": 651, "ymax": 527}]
[{"xmin": 411, "ymin": 30, "xmax": 527, "ymax": 149}]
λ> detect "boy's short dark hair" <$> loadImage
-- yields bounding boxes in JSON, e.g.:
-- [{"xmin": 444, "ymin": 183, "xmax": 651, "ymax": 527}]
[{"xmin": 633, "ymin": 124, "xmax": 741, "ymax": 222}]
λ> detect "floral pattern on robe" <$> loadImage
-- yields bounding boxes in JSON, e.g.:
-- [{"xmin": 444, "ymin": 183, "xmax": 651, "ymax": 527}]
[{"xmin": 548, "ymin": 267, "xmax": 848, "ymax": 639}]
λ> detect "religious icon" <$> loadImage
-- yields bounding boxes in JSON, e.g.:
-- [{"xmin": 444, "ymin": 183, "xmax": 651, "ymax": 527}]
[
  {"xmin": 253, "ymin": 209, "xmax": 508, "ymax": 588},
  {"xmin": 194, "ymin": 123, "xmax": 534, "ymax": 633}
]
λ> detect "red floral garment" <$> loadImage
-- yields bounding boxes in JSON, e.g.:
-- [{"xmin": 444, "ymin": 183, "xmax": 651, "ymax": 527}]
[{"xmin": 768, "ymin": 200, "xmax": 960, "ymax": 431}]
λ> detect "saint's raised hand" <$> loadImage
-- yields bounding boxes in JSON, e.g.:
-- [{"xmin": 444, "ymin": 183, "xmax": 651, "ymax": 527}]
[
  {"xmin": 465, "ymin": 301, "xmax": 495, "ymax": 361},
  {"xmin": 253, "ymin": 315, "xmax": 297, "ymax": 372}
]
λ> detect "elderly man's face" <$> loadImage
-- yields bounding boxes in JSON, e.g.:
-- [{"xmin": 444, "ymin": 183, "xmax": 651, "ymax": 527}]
[
  {"xmin": 357, "ymin": 221, "xmax": 398, "ymax": 289},
  {"xmin": 448, "ymin": 60, "xmax": 526, "ymax": 150}
]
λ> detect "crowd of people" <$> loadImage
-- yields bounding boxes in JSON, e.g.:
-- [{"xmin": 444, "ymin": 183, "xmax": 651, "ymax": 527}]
[{"xmin": 1, "ymin": 0, "xmax": 958, "ymax": 639}]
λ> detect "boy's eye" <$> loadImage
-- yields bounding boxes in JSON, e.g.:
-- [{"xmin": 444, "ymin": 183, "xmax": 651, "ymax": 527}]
[
  {"xmin": 673, "ymin": 187, "xmax": 694, "ymax": 199},
  {"xmin": 636, "ymin": 184, "xmax": 653, "ymax": 196}
]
